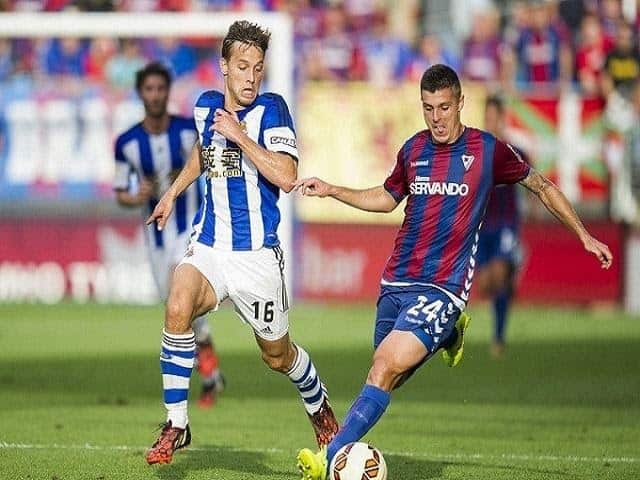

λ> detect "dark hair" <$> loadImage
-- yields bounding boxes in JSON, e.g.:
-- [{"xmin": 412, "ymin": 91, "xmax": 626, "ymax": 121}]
[
  {"xmin": 485, "ymin": 94, "xmax": 504, "ymax": 114},
  {"xmin": 222, "ymin": 20, "xmax": 271, "ymax": 60},
  {"xmin": 135, "ymin": 61, "xmax": 172, "ymax": 92},
  {"xmin": 420, "ymin": 64, "xmax": 462, "ymax": 99}
]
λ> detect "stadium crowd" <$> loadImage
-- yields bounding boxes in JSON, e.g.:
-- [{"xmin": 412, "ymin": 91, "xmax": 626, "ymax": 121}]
[{"xmin": 0, "ymin": 0, "xmax": 638, "ymax": 101}]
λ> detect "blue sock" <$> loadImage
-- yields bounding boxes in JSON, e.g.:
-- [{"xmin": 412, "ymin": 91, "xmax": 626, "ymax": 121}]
[
  {"xmin": 161, "ymin": 329, "xmax": 195, "ymax": 429},
  {"xmin": 327, "ymin": 384, "xmax": 390, "ymax": 462},
  {"xmin": 493, "ymin": 289, "xmax": 511, "ymax": 343}
]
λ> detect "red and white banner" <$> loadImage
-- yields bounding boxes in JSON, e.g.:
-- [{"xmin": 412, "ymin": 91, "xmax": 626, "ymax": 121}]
[
  {"xmin": 0, "ymin": 218, "xmax": 157, "ymax": 304},
  {"xmin": 0, "ymin": 219, "xmax": 623, "ymax": 305},
  {"xmin": 296, "ymin": 222, "xmax": 623, "ymax": 304}
]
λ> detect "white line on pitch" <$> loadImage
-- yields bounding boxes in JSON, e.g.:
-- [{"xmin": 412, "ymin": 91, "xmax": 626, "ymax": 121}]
[{"xmin": 0, "ymin": 441, "xmax": 637, "ymax": 465}]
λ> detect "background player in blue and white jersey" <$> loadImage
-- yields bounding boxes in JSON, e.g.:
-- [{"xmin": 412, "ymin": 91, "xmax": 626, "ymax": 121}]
[
  {"xmin": 294, "ymin": 65, "xmax": 613, "ymax": 480},
  {"xmin": 113, "ymin": 62, "xmax": 224, "ymax": 409},
  {"xmin": 144, "ymin": 22, "xmax": 338, "ymax": 465},
  {"xmin": 475, "ymin": 95, "xmax": 528, "ymax": 358}
]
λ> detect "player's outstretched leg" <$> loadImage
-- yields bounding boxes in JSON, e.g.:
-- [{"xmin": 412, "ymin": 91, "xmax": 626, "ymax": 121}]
[
  {"xmin": 441, "ymin": 311, "xmax": 471, "ymax": 367},
  {"xmin": 146, "ymin": 329, "xmax": 195, "ymax": 464},
  {"xmin": 287, "ymin": 344, "xmax": 339, "ymax": 447},
  {"xmin": 297, "ymin": 384, "xmax": 390, "ymax": 480},
  {"xmin": 192, "ymin": 316, "xmax": 225, "ymax": 408}
]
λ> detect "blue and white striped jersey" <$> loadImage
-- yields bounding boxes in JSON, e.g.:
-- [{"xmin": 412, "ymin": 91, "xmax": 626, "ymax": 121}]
[
  {"xmin": 114, "ymin": 115, "xmax": 201, "ymax": 248},
  {"xmin": 192, "ymin": 91, "xmax": 298, "ymax": 251}
]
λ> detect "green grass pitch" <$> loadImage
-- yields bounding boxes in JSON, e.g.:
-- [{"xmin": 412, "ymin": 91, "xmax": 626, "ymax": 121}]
[{"xmin": 0, "ymin": 302, "xmax": 638, "ymax": 480}]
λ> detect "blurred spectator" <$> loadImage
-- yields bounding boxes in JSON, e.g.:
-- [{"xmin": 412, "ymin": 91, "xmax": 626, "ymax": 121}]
[
  {"xmin": 13, "ymin": 39, "xmax": 35, "ymax": 74},
  {"xmin": 503, "ymin": 1, "xmax": 530, "ymax": 46},
  {"xmin": 385, "ymin": 0, "xmax": 421, "ymax": 44},
  {"xmin": 303, "ymin": 4, "xmax": 365, "ymax": 81},
  {"xmin": 45, "ymin": 0, "xmax": 72, "ymax": 10},
  {"xmin": 343, "ymin": 0, "xmax": 377, "ymax": 33},
  {"xmin": 0, "ymin": 39, "xmax": 12, "ymax": 81},
  {"xmin": 197, "ymin": 0, "xmax": 278, "ymax": 10},
  {"xmin": 148, "ymin": 37, "xmax": 196, "ymax": 77},
  {"xmin": 405, "ymin": 33, "xmax": 460, "ymax": 82},
  {"xmin": 194, "ymin": 51, "xmax": 223, "ymax": 86},
  {"xmin": 600, "ymin": 0, "xmax": 624, "ymax": 43},
  {"xmin": 602, "ymin": 21, "xmax": 640, "ymax": 99},
  {"xmin": 83, "ymin": 37, "xmax": 117, "ymax": 82},
  {"xmin": 557, "ymin": 0, "xmax": 587, "ymax": 34},
  {"xmin": 43, "ymin": 37, "xmax": 88, "ymax": 76},
  {"xmin": 106, "ymin": 38, "xmax": 146, "ymax": 89},
  {"xmin": 359, "ymin": 9, "xmax": 412, "ymax": 86},
  {"xmin": 513, "ymin": 1, "xmax": 572, "ymax": 88},
  {"xmin": 158, "ymin": 0, "xmax": 189, "ymax": 10},
  {"xmin": 282, "ymin": 0, "xmax": 323, "ymax": 43},
  {"xmin": 547, "ymin": 0, "xmax": 573, "ymax": 44},
  {"xmin": 576, "ymin": 13, "xmax": 613, "ymax": 96},
  {"xmin": 449, "ymin": 0, "xmax": 496, "ymax": 41},
  {"xmin": 12, "ymin": 0, "xmax": 43, "ymax": 10},
  {"xmin": 462, "ymin": 9, "xmax": 503, "ymax": 84},
  {"xmin": 116, "ymin": 0, "xmax": 158, "ymax": 12}
]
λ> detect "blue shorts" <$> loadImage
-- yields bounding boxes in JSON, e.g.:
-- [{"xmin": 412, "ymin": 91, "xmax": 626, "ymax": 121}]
[
  {"xmin": 477, "ymin": 226, "xmax": 521, "ymax": 268},
  {"xmin": 374, "ymin": 285, "xmax": 462, "ymax": 354}
]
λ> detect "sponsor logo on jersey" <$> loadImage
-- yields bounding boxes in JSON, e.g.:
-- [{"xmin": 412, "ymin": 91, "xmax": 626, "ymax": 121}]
[
  {"xmin": 201, "ymin": 145, "xmax": 243, "ymax": 179},
  {"xmin": 270, "ymin": 136, "xmax": 297, "ymax": 148},
  {"xmin": 410, "ymin": 176, "xmax": 469, "ymax": 196},
  {"xmin": 410, "ymin": 160, "xmax": 430, "ymax": 167},
  {"xmin": 461, "ymin": 153, "xmax": 474, "ymax": 171},
  {"xmin": 260, "ymin": 326, "xmax": 273, "ymax": 335}
]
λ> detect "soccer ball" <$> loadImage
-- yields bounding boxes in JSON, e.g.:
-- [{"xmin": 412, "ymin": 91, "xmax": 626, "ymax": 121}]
[{"xmin": 328, "ymin": 442, "xmax": 387, "ymax": 480}]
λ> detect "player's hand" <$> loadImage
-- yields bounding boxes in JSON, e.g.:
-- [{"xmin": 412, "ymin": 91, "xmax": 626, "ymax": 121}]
[
  {"xmin": 293, "ymin": 177, "xmax": 334, "ymax": 197},
  {"xmin": 583, "ymin": 235, "xmax": 613, "ymax": 269},
  {"xmin": 136, "ymin": 177, "xmax": 154, "ymax": 204},
  {"xmin": 146, "ymin": 192, "xmax": 175, "ymax": 231},
  {"xmin": 211, "ymin": 109, "xmax": 244, "ymax": 143}
]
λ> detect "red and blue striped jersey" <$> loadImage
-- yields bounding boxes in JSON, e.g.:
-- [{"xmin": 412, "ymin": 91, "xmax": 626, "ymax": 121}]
[
  {"xmin": 482, "ymin": 147, "xmax": 529, "ymax": 232},
  {"xmin": 382, "ymin": 127, "xmax": 530, "ymax": 304}
]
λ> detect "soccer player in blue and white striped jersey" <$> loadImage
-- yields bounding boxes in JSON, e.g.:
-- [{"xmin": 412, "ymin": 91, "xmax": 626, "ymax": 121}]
[
  {"xmin": 144, "ymin": 22, "xmax": 338, "ymax": 465},
  {"xmin": 114, "ymin": 62, "xmax": 224, "ymax": 410}
]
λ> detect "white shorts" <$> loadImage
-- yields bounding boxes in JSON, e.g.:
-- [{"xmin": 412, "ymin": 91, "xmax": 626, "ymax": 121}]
[
  {"xmin": 179, "ymin": 242, "xmax": 290, "ymax": 341},
  {"xmin": 146, "ymin": 229, "xmax": 191, "ymax": 300}
]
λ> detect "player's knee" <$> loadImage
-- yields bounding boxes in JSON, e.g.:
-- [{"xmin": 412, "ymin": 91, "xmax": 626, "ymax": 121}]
[
  {"xmin": 367, "ymin": 356, "xmax": 401, "ymax": 390},
  {"xmin": 165, "ymin": 296, "xmax": 193, "ymax": 332},
  {"xmin": 262, "ymin": 350, "xmax": 290, "ymax": 372}
]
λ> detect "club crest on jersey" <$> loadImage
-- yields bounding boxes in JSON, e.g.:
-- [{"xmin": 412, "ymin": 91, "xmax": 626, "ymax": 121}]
[
  {"xmin": 201, "ymin": 145, "xmax": 243, "ymax": 179},
  {"xmin": 461, "ymin": 153, "xmax": 474, "ymax": 171}
]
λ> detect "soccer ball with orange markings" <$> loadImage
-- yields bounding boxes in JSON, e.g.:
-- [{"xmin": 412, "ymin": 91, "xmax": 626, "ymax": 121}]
[{"xmin": 329, "ymin": 442, "xmax": 387, "ymax": 480}]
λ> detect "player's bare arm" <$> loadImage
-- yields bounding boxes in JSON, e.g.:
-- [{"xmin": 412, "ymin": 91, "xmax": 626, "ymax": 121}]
[
  {"xmin": 211, "ymin": 108, "xmax": 297, "ymax": 192},
  {"xmin": 146, "ymin": 142, "xmax": 203, "ymax": 230},
  {"xmin": 295, "ymin": 177, "xmax": 399, "ymax": 213},
  {"xmin": 115, "ymin": 177, "xmax": 154, "ymax": 207},
  {"xmin": 520, "ymin": 168, "xmax": 613, "ymax": 269}
]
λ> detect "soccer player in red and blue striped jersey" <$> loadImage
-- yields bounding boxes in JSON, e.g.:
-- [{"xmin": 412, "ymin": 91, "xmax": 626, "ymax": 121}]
[{"xmin": 295, "ymin": 64, "xmax": 612, "ymax": 480}]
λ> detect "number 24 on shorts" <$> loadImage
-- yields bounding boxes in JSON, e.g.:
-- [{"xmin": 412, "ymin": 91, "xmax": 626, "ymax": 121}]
[{"xmin": 406, "ymin": 295, "xmax": 452, "ymax": 324}]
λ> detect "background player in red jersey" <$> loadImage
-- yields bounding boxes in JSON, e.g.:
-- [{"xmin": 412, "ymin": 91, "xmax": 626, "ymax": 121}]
[
  {"xmin": 475, "ymin": 95, "xmax": 528, "ymax": 358},
  {"xmin": 294, "ymin": 64, "xmax": 612, "ymax": 480}
]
